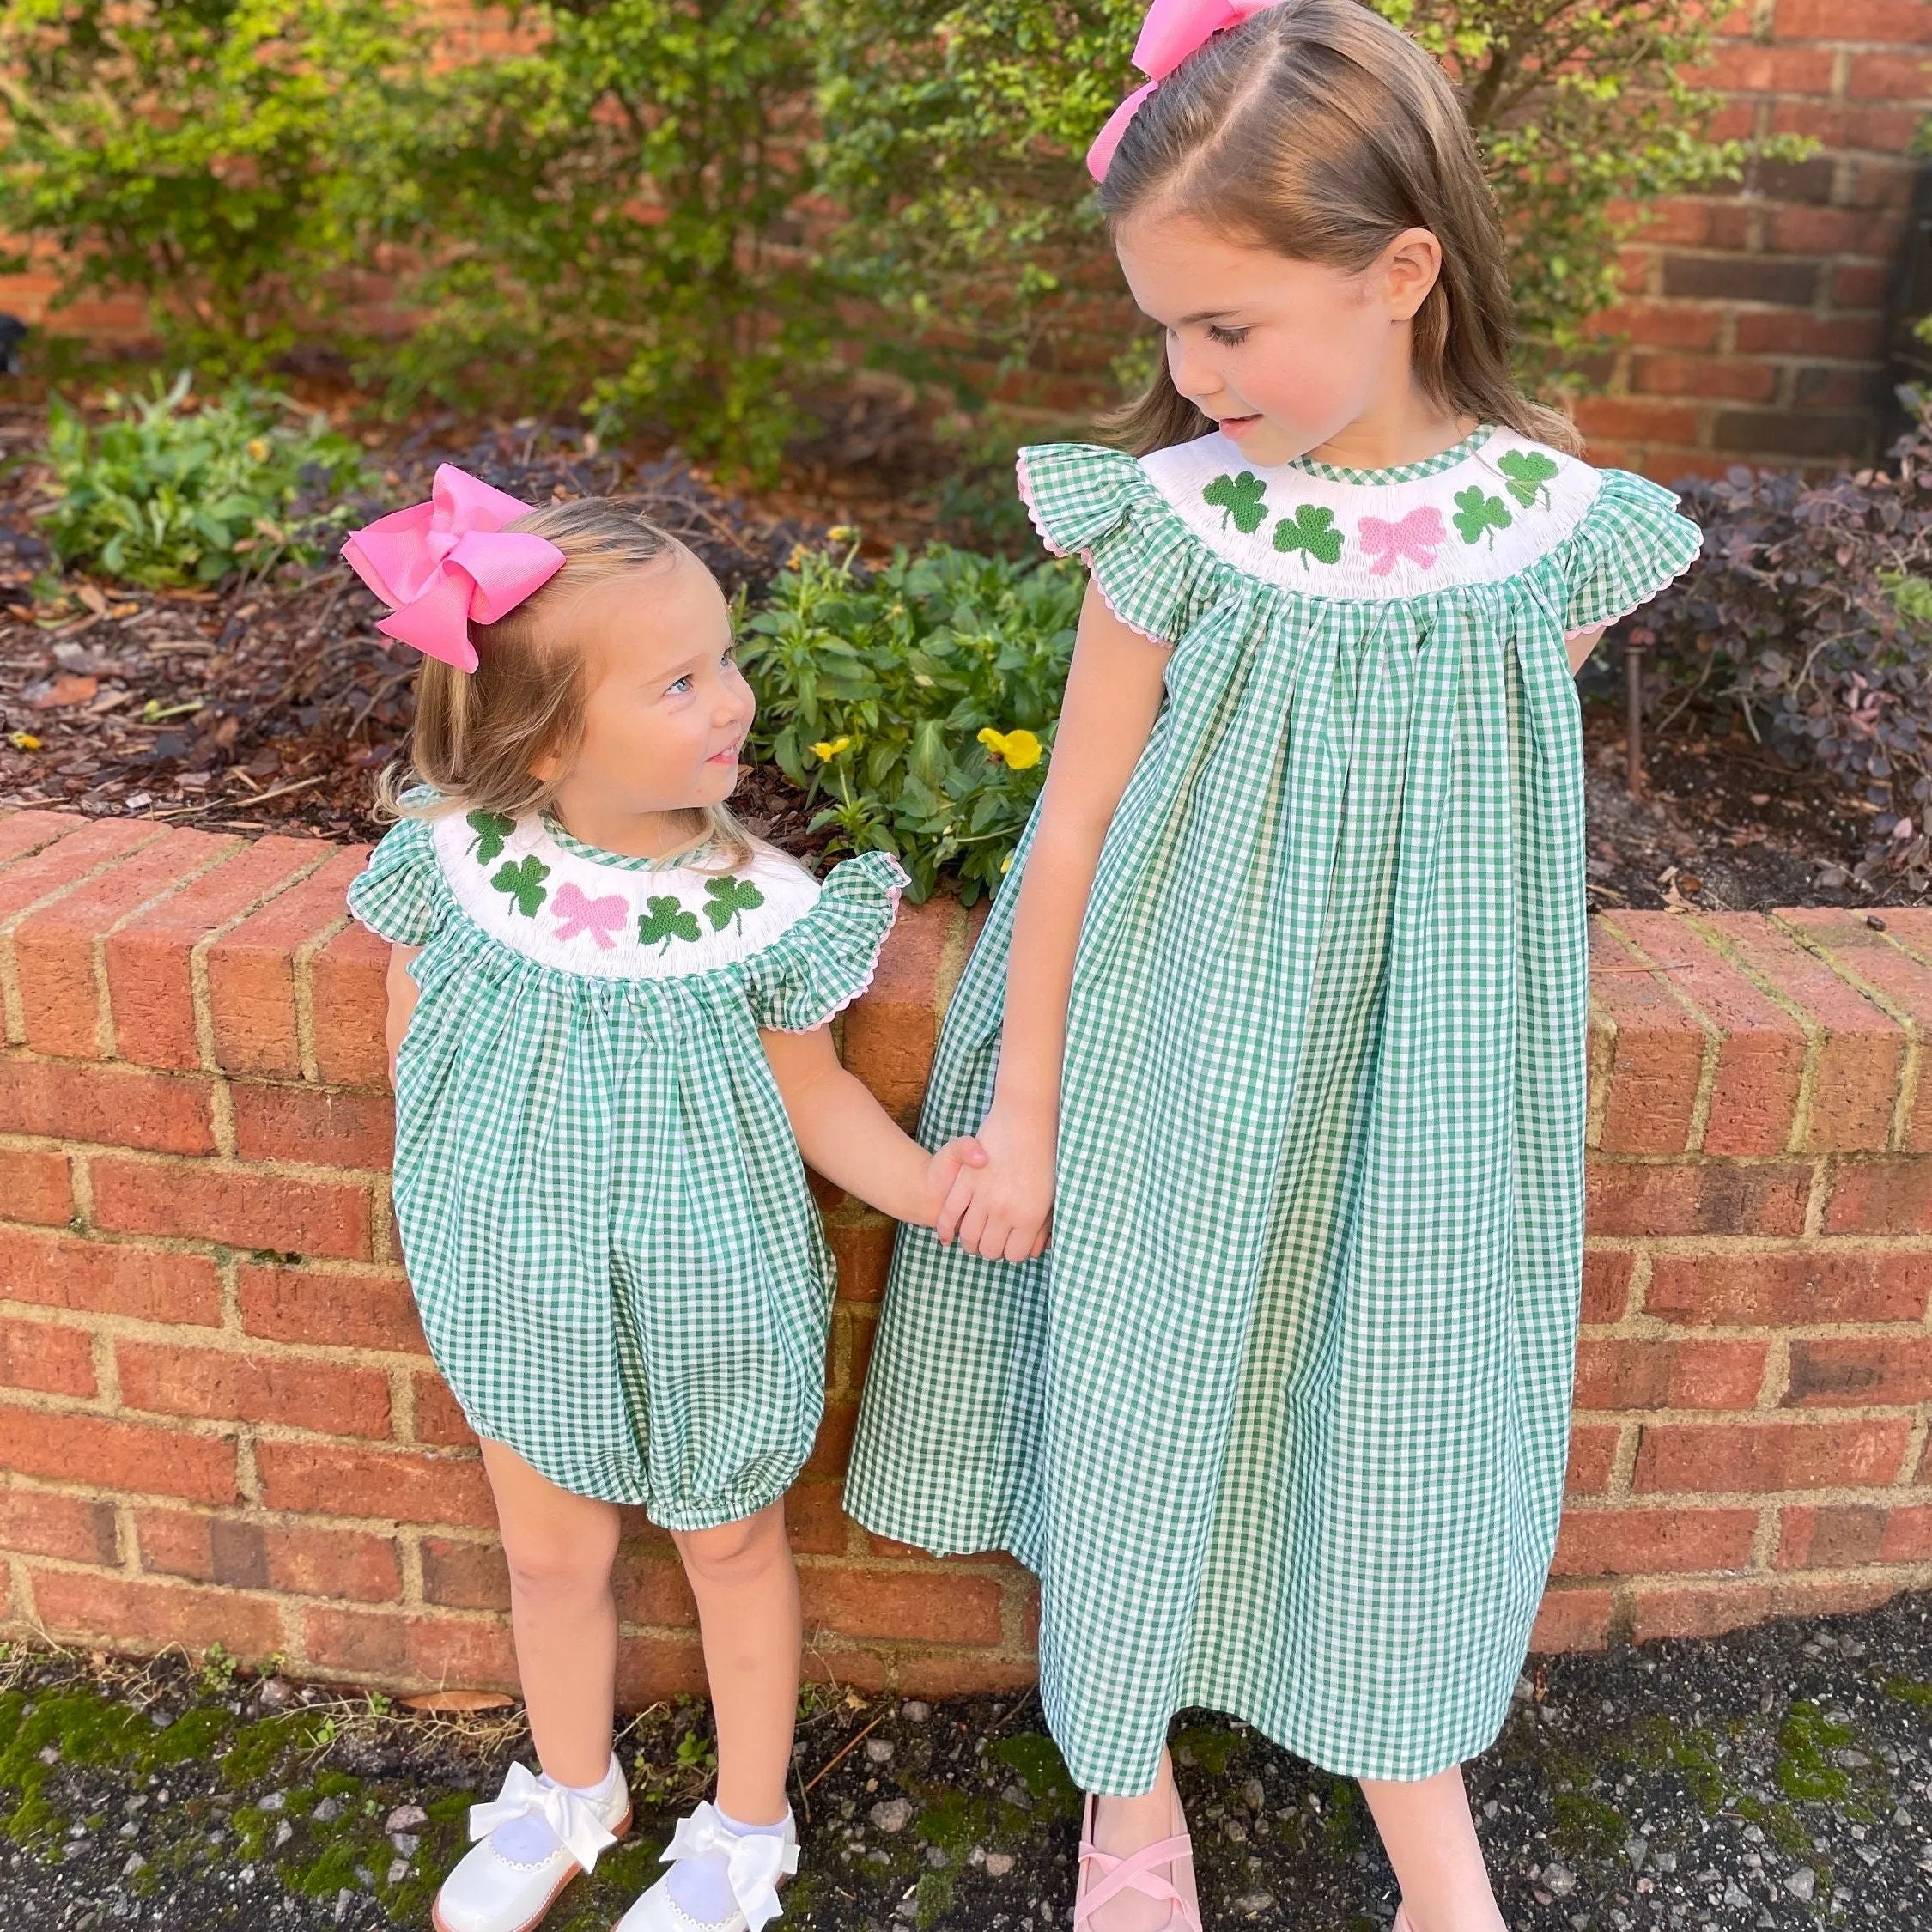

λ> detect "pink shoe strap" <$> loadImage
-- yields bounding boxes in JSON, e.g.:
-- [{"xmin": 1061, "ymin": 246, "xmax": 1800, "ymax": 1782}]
[{"xmin": 1075, "ymin": 1832, "xmax": 1200, "ymax": 1929}]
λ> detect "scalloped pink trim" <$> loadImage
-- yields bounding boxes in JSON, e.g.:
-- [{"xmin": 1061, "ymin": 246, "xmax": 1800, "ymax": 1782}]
[
  {"xmin": 1013, "ymin": 450, "xmax": 1176, "ymax": 648},
  {"xmin": 765, "ymin": 880, "xmax": 905, "ymax": 1034}
]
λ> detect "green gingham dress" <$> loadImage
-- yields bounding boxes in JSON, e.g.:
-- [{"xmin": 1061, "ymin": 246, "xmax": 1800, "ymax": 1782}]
[
  {"xmin": 346, "ymin": 799, "xmax": 907, "ymax": 1526},
  {"xmin": 845, "ymin": 425, "xmax": 1701, "ymax": 1789}
]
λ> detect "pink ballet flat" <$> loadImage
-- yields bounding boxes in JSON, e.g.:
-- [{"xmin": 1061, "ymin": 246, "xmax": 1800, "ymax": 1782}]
[{"xmin": 1074, "ymin": 1789, "xmax": 1202, "ymax": 1932}]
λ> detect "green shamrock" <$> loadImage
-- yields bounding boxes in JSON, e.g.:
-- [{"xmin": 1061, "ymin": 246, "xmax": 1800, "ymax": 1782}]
[
  {"xmin": 1453, "ymin": 486, "xmax": 1513, "ymax": 549},
  {"xmin": 638, "ymin": 895, "xmax": 700, "ymax": 952},
  {"xmin": 466, "ymin": 810, "xmax": 514, "ymax": 866},
  {"xmin": 490, "ymin": 855, "xmax": 550, "ymax": 917},
  {"xmin": 1272, "ymin": 503, "xmax": 1343, "ymax": 568},
  {"xmin": 1497, "ymin": 449, "xmax": 1559, "ymax": 509},
  {"xmin": 703, "ymin": 874, "xmax": 767, "ymax": 933},
  {"xmin": 1202, "ymin": 471, "xmax": 1270, "ymax": 535}
]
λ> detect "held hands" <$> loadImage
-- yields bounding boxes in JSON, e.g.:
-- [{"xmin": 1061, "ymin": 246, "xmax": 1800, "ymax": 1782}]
[
  {"xmin": 933, "ymin": 1101, "xmax": 1054, "ymax": 1262},
  {"xmin": 920, "ymin": 1136, "xmax": 990, "ymax": 1230}
]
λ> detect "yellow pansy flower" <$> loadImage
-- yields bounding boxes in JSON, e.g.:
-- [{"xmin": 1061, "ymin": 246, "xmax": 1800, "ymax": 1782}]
[
  {"xmin": 977, "ymin": 726, "xmax": 1042, "ymax": 770},
  {"xmin": 246, "ymin": 438, "xmax": 270, "ymax": 463},
  {"xmin": 811, "ymin": 736, "xmax": 854, "ymax": 761}
]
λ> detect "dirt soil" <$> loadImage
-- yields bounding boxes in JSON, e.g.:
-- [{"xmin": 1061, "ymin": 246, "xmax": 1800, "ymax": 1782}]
[{"xmin": 4, "ymin": 1592, "xmax": 1929, "ymax": 1930}]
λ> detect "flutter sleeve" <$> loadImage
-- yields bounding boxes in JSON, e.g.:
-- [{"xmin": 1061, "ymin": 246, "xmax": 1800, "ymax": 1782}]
[
  {"xmin": 344, "ymin": 804, "xmax": 447, "ymax": 947},
  {"xmin": 742, "ymin": 850, "xmax": 909, "ymax": 1033},
  {"xmin": 1564, "ymin": 468, "xmax": 1704, "ymax": 636}
]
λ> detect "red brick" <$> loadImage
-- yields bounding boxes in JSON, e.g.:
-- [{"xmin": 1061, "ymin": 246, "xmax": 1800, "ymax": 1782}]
[
  {"xmin": 237, "ymin": 1263, "xmax": 424, "ymax": 1353},
  {"xmin": 1773, "ymin": 0, "xmax": 1921, "ymax": 40},
  {"xmin": 205, "ymin": 848, "xmax": 369, "ymax": 1078},
  {"xmin": 1847, "ymin": 51, "xmax": 1932, "ymax": 101},
  {"xmin": 1823, "ymin": 1160, "xmax": 1932, "ymax": 1233},
  {"xmin": 32, "ymin": 1568, "xmax": 285, "ymax": 1657},
  {"xmin": 91, "ymin": 1157, "xmax": 372, "ymax": 1260},
  {"xmin": 1644, "ymin": 1249, "xmax": 1925, "ymax": 1326},
  {"xmin": 231, "ymin": 1085, "xmax": 393, "ymax": 1170},
  {"xmin": 1612, "ymin": 914, "xmax": 1807, "ymax": 1155},
  {"xmin": 1769, "ymin": 1574, "xmax": 1904, "ymax": 1621},
  {"xmin": 615, "ymin": 1636, "xmax": 711, "ymax": 1706},
  {"xmin": 800, "ymin": 1565, "xmax": 1005, "ymax": 1645},
  {"xmin": 116, "ymin": 1340, "xmax": 392, "ymax": 1438},
  {"xmin": 829, "ymin": 1216, "xmax": 894, "ymax": 1304},
  {"xmin": 105, "ymin": 838, "xmax": 323, "ymax": 1070},
  {"xmin": 1768, "ymin": 205, "xmax": 1904, "ymax": 259},
  {"xmin": 1833, "ymin": 259, "xmax": 1894, "ymax": 309},
  {"xmin": 1570, "ymin": 397, "xmax": 1700, "ymax": 447},
  {"xmin": 1634, "ymin": 1419, "xmax": 1913, "ymax": 1494},
  {"xmin": 615, "ymin": 1548, "xmax": 699, "ymax": 1627},
  {"xmin": 136, "ymin": 1509, "xmax": 401, "ymax": 1602},
  {"xmin": 0, "ymin": 1317, "xmax": 94, "ymax": 1396},
  {"xmin": 1528, "ymin": 1586, "xmax": 1614, "ymax": 1652},
  {"xmin": 0, "ymin": 811, "xmax": 83, "ymax": 867},
  {"xmin": 1733, "ymin": 312, "xmax": 1886, "ymax": 360},
  {"xmin": 1777, "ymin": 1504, "xmax": 1932, "ymax": 1571},
  {"xmin": 1695, "ymin": 914, "xmax": 1903, "ymax": 1153},
  {"xmin": 300, "ymin": 1605, "xmax": 518, "ymax": 1689},
  {"xmin": 1771, "ymin": 99, "xmax": 1924, "ymax": 155},
  {"xmin": 1686, "ymin": 43, "xmax": 1836, "ymax": 93},
  {"xmin": 1580, "ymin": 1249, "xmax": 1635, "ymax": 1324},
  {"xmin": 1632, "ymin": 355, "xmax": 1779, "ymax": 404},
  {"xmin": 0, "ymin": 1146, "xmax": 73, "ymax": 1224},
  {"xmin": 1631, "ymin": 1580, "xmax": 1773, "ymax": 1643},
  {"xmin": 421, "ymin": 1536, "xmax": 510, "ymax": 1612},
  {"xmin": 1585, "ymin": 1161, "xmax": 1811, "ymax": 1237},
  {"xmin": 1575, "ymin": 1337, "xmax": 1768, "ymax": 1413},
  {"xmin": 1845, "ymin": 156, "xmax": 1921, "ymax": 213},
  {"xmin": 1589, "ymin": 301, "xmax": 1724, "ymax": 353},
  {"xmin": 309, "ymin": 920, "xmax": 392, "ymax": 1089},
  {"xmin": 255, "ymin": 1439, "xmax": 495, "ymax": 1528},
  {"xmin": 0, "ymin": 1403, "xmax": 237, "ymax": 1503},
  {"xmin": 0, "ymin": 818, "xmax": 161, "ymax": 937},
  {"xmin": 804, "ymin": 1646, "xmax": 1038, "ymax": 1700},
  {"xmin": 0, "ymin": 1227, "xmax": 220, "ymax": 1325},
  {"xmin": 786, "ymin": 1479, "xmax": 856, "ymax": 1558},
  {"xmin": 0, "ymin": 1058, "xmax": 214, "ymax": 1157},
  {"xmin": 1567, "ymin": 1423, "xmax": 1621, "ymax": 1495},
  {"xmin": 842, "ymin": 898, "xmax": 956, "ymax": 1127},
  {"xmin": 0, "ymin": 1484, "xmax": 118, "ymax": 1563},
  {"xmin": 13, "ymin": 830, "xmax": 234, "ymax": 1059},
  {"xmin": 1591, "ymin": 924, "xmax": 1706, "ymax": 1153},
  {"xmin": 805, "ymin": 1398, "xmax": 860, "ymax": 1478},
  {"xmin": 1553, "ymin": 1506, "xmax": 1759, "ymax": 1578},
  {"xmin": 411, "ymin": 1375, "xmax": 477, "ymax": 1448},
  {"xmin": 1783, "ymin": 1335, "xmax": 1932, "ymax": 1409}
]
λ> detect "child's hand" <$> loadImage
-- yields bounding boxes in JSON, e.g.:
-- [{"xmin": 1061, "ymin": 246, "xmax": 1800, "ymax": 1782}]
[
  {"xmin": 923, "ymin": 1136, "xmax": 989, "ymax": 1233},
  {"xmin": 936, "ymin": 1101, "xmax": 1054, "ymax": 1262}
]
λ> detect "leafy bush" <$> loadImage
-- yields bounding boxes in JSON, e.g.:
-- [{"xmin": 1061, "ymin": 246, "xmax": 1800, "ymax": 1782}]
[
  {"xmin": 40, "ymin": 374, "xmax": 370, "ymax": 586},
  {"xmin": 0, "ymin": 0, "xmax": 428, "ymax": 370},
  {"xmin": 1640, "ymin": 402, "xmax": 1932, "ymax": 892},
  {"xmin": 739, "ymin": 544, "xmax": 1084, "ymax": 902}
]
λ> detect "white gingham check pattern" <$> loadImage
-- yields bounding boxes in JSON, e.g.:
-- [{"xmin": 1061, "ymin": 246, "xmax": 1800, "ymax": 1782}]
[
  {"xmin": 347, "ymin": 811, "xmax": 907, "ymax": 1525},
  {"xmin": 845, "ymin": 435, "xmax": 1700, "ymax": 1789}
]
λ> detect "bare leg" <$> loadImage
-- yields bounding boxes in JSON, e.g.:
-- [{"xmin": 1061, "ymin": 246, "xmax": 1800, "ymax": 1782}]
[
  {"xmin": 1086, "ymin": 1748, "xmax": 1194, "ymax": 1932},
  {"xmin": 480, "ymin": 1437, "xmax": 622, "ymax": 1788},
  {"xmin": 671, "ymin": 1501, "xmax": 801, "ymax": 1825},
  {"xmin": 1358, "ymin": 1766, "xmax": 1508, "ymax": 1932}
]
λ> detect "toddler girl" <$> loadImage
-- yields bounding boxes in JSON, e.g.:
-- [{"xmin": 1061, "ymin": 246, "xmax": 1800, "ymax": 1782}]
[
  {"xmin": 341, "ymin": 468, "xmax": 982, "ymax": 1932},
  {"xmin": 848, "ymin": 5, "xmax": 1702, "ymax": 1930}
]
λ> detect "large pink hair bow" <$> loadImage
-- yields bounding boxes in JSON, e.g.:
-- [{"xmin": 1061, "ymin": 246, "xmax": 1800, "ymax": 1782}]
[
  {"xmin": 340, "ymin": 465, "xmax": 566, "ymax": 674},
  {"xmin": 1087, "ymin": 0, "xmax": 1277, "ymax": 181}
]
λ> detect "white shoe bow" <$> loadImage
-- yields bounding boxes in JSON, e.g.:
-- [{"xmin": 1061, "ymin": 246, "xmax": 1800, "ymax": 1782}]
[
  {"xmin": 468, "ymin": 1761, "xmax": 620, "ymax": 1874},
  {"xmin": 658, "ymin": 1802, "xmax": 799, "ymax": 1931}
]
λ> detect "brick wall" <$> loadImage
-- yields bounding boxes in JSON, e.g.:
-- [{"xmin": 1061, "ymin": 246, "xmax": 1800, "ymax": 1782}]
[{"xmin": 0, "ymin": 806, "xmax": 1927, "ymax": 1701}]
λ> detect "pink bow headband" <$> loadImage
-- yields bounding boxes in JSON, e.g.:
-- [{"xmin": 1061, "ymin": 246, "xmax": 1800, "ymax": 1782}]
[
  {"xmin": 1087, "ymin": 0, "xmax": 1275, "ymax": 181},
  {"xmin": 341, "ymin": 464, "xmax": 566, "ymax": 674}
]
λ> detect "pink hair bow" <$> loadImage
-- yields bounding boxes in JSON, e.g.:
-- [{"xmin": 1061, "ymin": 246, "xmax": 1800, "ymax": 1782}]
[
  {"xmin": 1087, "ymin": 0, "xmax": 1277, "ymax": 180},
  {"xmin": 550, "ymin": 881, "xmax": 629, "ymax": 951},
  {"xmin": 1359, "ymin": 506, "xmax": 1446, "ymax": 577},
  {"xmin": 341, "ymin": 464, "xmax": 566, "ymax": 674}
]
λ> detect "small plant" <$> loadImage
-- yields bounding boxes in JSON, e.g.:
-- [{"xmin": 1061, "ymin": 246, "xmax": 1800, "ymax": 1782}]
[
  {"xmin": 197, "ymin": 1643, "xmax": 239, "ymax": 1697},
  {"xmin": 39, "ymin": 373, "xmax": 369, "ymax": 587},
  {"xmin": 739, "ymin": 542, "xmax": 1084, "ymax": 903}
]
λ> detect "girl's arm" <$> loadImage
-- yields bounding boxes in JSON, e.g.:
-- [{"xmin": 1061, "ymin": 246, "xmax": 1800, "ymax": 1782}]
[
  {"xmin": 1567, "ymin": 626, "xmax": 1606, "ymax": 674},
  {"xmin": 944, "ymin": 579, "xmax": 1173, "ymax": 1263},
  {"xmin": 761, "ymin": 1025, "xmax": 985, "ymax": 1228},
  {"xmin": 386, "ymin": 944, "xmax": 422, "ymax": 1086}
]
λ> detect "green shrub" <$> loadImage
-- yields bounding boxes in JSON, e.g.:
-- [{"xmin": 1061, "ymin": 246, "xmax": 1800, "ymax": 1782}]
[
  {"xmin": 40, "ymin": 373, "xmax": 371, "ymax": 586},
  {"xmin": 740, "ymin": 544, "xmax": 1084, "ymax": 902},
  {"xmin": 0, "ymin": 0, "xmax": 428, "ymax": 370}
]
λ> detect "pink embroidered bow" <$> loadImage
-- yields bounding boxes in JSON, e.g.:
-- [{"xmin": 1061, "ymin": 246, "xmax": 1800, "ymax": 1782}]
[
  {"xmin": 1358, "ymin": 506, "xmax": 1446, "ymax": 577},
  {"xmin": 550, "ymin": 880, "xmax": 629, "ymax": 950},
  {"xmin": 1087, "ymin": 0, "xmax": 1276, "ymax": 180},
  {"xmin": 340, "ymin": 465, "xmax": 566, "ymax": 674}
]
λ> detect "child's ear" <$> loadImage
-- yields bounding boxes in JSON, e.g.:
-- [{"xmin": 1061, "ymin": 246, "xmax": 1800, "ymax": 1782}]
[{"xmin": 1382, "ymin": 226, "xmax": 1443, "ymax": 323}]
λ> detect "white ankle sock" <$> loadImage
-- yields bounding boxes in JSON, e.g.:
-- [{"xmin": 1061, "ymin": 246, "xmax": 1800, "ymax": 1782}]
[
  {"xmin": 492, "ymin": 1757, "xmax": 621, "ymax": 1864},
  {"xmin": 666, "ymin": 1806, "xmax": 791, "ymax": 1924}
]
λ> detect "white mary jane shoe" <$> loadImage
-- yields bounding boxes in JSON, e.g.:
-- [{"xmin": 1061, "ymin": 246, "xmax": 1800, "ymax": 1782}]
[
  {"xmin": 433, "ymin": 1759, "xmax": 631, "ymax": 1932},
  {"xmin": 612, "ymin": 1801, "xmax": 799, "ymax": 1932}
]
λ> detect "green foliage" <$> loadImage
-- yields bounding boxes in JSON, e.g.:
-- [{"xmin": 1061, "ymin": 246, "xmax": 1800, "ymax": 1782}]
[
  {"xmin": 739, "ymin": 544, "xmax": 1084, "ymax": 903},
  {"xmin": 810, "ymin": 0, "xmax": 1809, "ymax": 386},
  {"xmin": 39, "ymin": 373, "xmax": 369, "ymax": 586},
  {"xmin": 379, "ymin": 0, "xmax": 829, "ymax": 479},
  {"xmin": 0, "ymin": 0, "xmax": 428, "ymax": 370}
]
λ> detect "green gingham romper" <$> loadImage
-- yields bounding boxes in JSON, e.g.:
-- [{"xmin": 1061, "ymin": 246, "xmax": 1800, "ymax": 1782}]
[
  {"xmin": 845, "ymin": 426, "xmax": 1701, "ymax": 1789},
  {"xmin": 346, "ymin": 799, "xmax": 907, "ymax": 1526}
]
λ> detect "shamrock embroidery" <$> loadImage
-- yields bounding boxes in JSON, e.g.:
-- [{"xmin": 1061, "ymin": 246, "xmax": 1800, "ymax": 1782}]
[
  {"xmin": 638, "ymin": 894, "xmax": 700, "ymax": 953},
  {"xmin": 1202, "ymin": 471, "xmax": 1269, "ymax": 534},
  {"xmin": 1497, "ymin": 449, "xmax": 1559, "ymax": 509},
  {"xmin": 490, "ymin": 855, "xmax": 550, "ymax": 917},
  {"xmin": 1453, "ymin": 486, "xmax": 1513, "ymax": 549},
  {"xmin": 466, "ymin": 810, "xmax": 514, "ymax": 866},
  {"xmin": 703, "ymin": 874, "xmax": 767, "ymax": 933},
  {"xmin": 1272, "ymin": 503, "xmax": 1344, "ymax": 568}
]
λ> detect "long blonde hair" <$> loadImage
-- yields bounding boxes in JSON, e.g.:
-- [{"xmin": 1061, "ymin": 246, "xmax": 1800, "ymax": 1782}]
[
  {"xmin": 1097, "ymin": 0, "xmax": 1579, "ymax": 458},
  {"xmin": 378, "ymin": 497, "xmax": 753, "ymax": 868}
]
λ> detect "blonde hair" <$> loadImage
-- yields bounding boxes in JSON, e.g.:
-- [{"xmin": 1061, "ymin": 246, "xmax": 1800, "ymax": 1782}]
[
  {"xmin": 378, "ymin": 496, "xmax": 754, "ymax": 869},
  {"xmin": 1097, "ymin": 0, "xmax": 1580, "ymax": 459}
]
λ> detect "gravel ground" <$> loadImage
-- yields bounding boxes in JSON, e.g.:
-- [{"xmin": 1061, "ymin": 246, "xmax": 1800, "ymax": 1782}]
[{"xmin": 4, "ymin": 1592, "xmax": 1929, "ymax": 1930}]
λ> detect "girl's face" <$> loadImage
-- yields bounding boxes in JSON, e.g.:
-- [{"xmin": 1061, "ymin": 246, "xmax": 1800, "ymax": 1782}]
[
  {"xmin": 535, "ymin": 550, "xmax": 755, "ymax": 829},
  {"xmin": 1113, "ymin": 209, "xmax": 1443, "ymax": 468}
]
